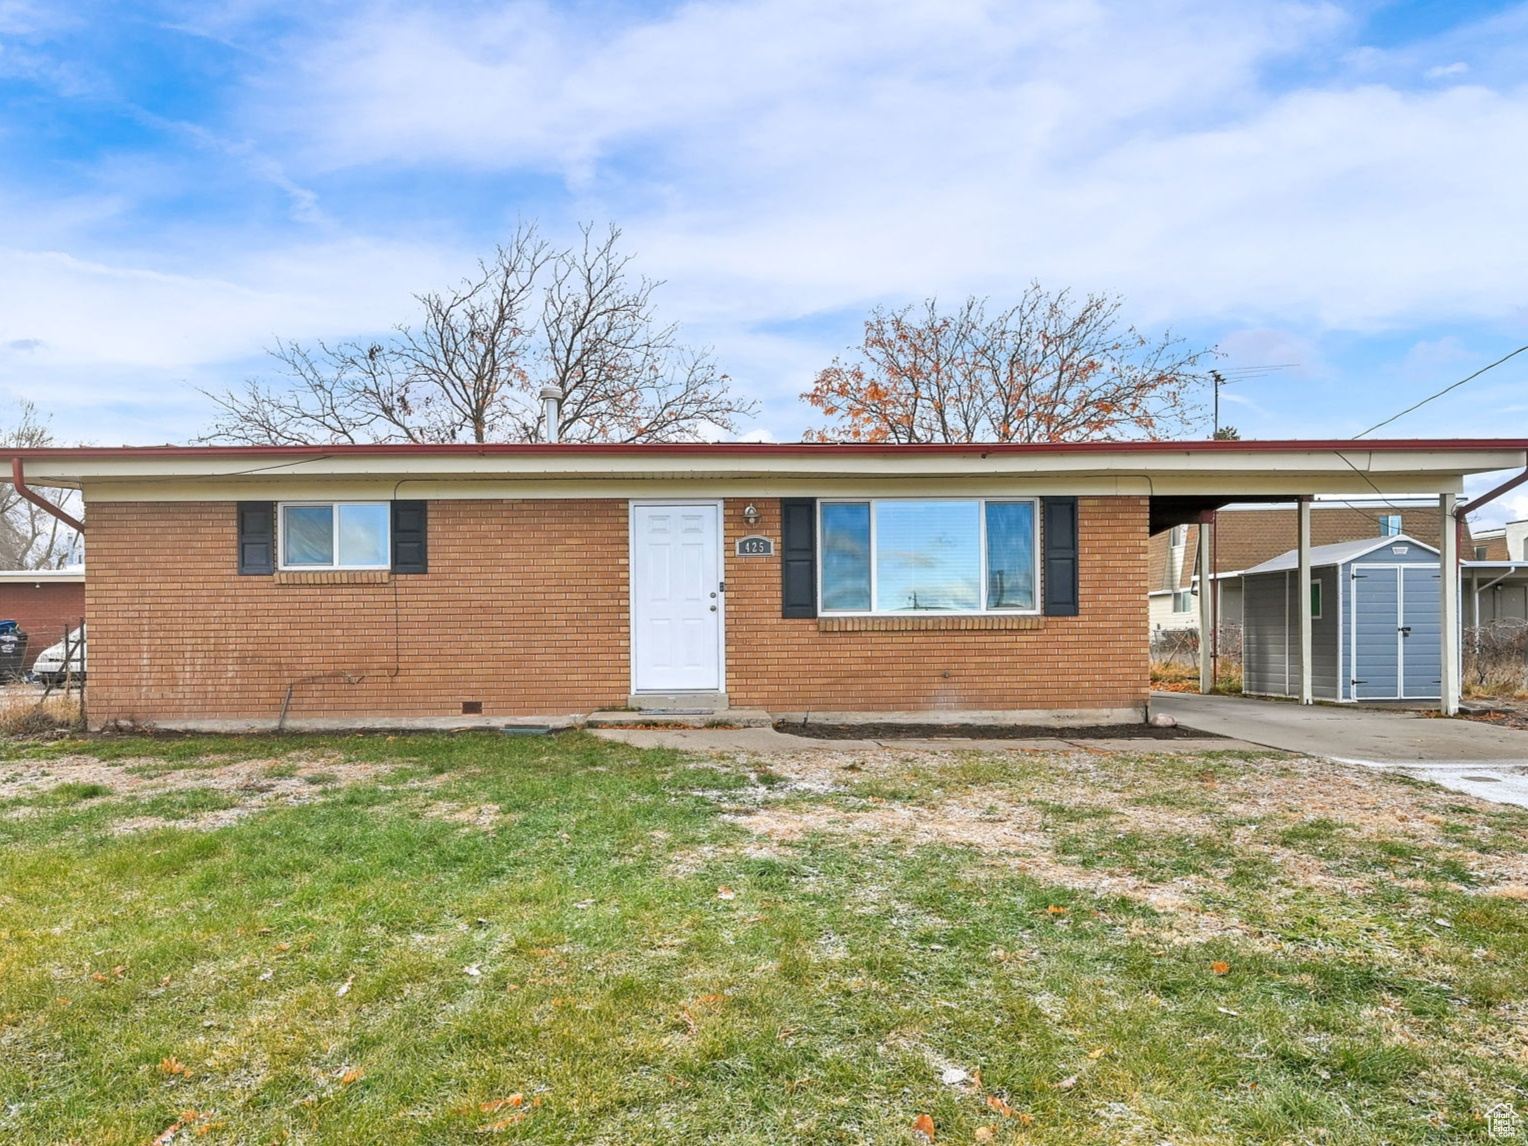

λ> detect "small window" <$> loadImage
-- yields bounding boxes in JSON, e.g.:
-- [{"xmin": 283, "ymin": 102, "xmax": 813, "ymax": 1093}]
[
  {"xmin": 1310, "ymin": 581, "xmax": 1322, "ymax": 620},
  {"xmin": 280, "ymin": 503, "xmax": 391, "ymax": 569},
  {"xmin": 1378, "ymin": 514, "xmax": 1402, "ymax": 537},
  {"xmin": 1475, "ymin": 545, "xmax": 1489, "ymax": 561},
  {"xmin": 819, "ymin": 498, "xmax": 1039, "ymax": 614},
  {"xmin": 1172, "ymin": 589, "xmax": 1193, "ymax": 613}
]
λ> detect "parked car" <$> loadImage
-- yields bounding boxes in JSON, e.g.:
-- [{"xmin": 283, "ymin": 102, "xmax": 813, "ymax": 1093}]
[{"xmin": 32, "ymin": 624, "xmax": 85, "ymax": 686}]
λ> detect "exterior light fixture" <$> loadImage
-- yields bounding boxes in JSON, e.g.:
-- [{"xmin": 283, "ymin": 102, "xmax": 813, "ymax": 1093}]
[{"xmin": 742, "ymin": 503, "xmax": 762, "ymax": 526}]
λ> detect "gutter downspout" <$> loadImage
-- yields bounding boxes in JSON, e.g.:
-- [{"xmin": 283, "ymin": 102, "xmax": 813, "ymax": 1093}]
[
  {"xmin": 1458, "ymin": 463, "xmax": 1528, "ymax": 524},
  {"xmin": 11, "ymin": 457, "xmax": 84, "ymax": 534},
  {"xmin": 1455, "ymin": 455, "xmax": 1528, "ymax": 628},
  {"xmin": 1472, "ymin": 566, "xmax": 1518, "ymax": 627}
]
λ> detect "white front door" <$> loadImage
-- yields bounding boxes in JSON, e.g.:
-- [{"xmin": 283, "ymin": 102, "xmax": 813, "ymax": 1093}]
[{"xmin": 631, "ymin": 503, "xmax": 723, "ymax": 693}]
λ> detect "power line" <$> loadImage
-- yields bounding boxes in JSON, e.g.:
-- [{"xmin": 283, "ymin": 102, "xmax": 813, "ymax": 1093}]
[{"xmin": 1355, "ymin": 344, "xmax": 1528, "ymax": 439}]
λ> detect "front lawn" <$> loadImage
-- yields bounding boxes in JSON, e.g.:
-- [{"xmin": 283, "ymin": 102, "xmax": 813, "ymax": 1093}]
[{"xmin": 1, "ymin": 732, "xmax": 1526, "ymax": 1143}]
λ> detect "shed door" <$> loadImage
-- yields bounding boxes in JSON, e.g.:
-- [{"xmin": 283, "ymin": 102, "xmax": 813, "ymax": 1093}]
[
  {"xmin": 1351, "ymin": 566, "xmax": 1400, "ymax": 700},
  {"xmin": 1400, "ymin": 566, "xmax": 1442, "ymax": 699},
  {"xmin": 631, "ymin": 503, "xmax": 723, "ymax": 693}
]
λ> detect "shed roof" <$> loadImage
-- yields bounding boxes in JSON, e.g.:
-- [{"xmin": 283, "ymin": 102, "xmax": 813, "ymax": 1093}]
[{"xmin": 1244, "ymin": 535, "xmax": 1438, "ymax": 575}]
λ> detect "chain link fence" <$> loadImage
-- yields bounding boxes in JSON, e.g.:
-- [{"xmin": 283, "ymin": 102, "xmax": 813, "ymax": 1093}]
[{"xmin": 1150, "ymin": 624, "xmax": 1243, "ymax": 692}]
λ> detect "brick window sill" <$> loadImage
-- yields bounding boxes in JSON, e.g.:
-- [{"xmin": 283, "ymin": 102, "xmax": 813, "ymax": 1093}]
[
  {"xmin": 818, "ymin": 614, "xmax": 1043, "ymax": 632},
  {"xmin": 273, "ymin": 570, "xmax": 393, "ymax": 586}
]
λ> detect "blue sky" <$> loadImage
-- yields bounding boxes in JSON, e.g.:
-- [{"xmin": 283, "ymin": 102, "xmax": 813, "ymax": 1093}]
[{"xmin": 1, "ymin": 0, "xmax": 1526, "ymax": 513}]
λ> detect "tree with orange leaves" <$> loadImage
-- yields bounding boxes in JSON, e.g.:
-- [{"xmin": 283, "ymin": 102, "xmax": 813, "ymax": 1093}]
[{"xmin": 802, "ymin": 285, "xmax": 1214, "ymax": 443}]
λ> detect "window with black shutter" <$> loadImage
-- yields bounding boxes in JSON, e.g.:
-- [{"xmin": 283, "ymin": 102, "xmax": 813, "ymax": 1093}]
[
  {"xmin": 237, "ymin": 502, "xmax": 274, "ymax": 575},
  {"xmin": 780, "ymin": 498, "xmax": 817, "ymax": 618},
  {"xmin": 391, "ymin": 501, "xmax": 428, "ymax": 574},
  {"xmin": 1042, "ymin": 496, "xmax": 1079, "ymax": 616}
]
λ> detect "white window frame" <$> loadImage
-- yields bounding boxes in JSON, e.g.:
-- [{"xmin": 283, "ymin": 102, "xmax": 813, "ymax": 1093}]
[
  {"xmin": 277, "ymin": 501, "xmax": 392, "ymax": 571},
  {"xmin": 1379, "ymin": 514, "xmax": 1402, "ymax": 537},
  {"xmin": 816, "ymin": 497, "xmax": 1043, "ymax": 616},
  {"xmin": 1172, "ymin": 589, "xmax": 1194, "ymax": 613}
]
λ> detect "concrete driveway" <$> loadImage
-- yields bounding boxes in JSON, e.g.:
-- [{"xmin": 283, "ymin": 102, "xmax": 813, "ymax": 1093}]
[{"xmin": 1153, "ymin": 691, "xmax": 1528, "ymax": 808}]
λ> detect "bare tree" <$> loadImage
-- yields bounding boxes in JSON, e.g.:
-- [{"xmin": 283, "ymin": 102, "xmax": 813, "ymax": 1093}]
[
  {"xmin": 200, "ymin": 223, "xmax": 756, "ymax": 445},
  {"xmin": 803, "ymin": 285, "xmax": 1215, "ymax": 443},
  {"xmin": 0, "ymin": 402, "xmax": 83, "ymax": 569}
]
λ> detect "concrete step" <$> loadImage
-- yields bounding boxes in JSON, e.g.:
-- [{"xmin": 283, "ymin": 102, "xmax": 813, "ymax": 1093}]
[
  {"xmin": 586, "ymin": 708, "xmax": 772, "ymax": 729},
  {"xmin": 626, "ymin": 692, "xmax": 730, "ymax": 712}
]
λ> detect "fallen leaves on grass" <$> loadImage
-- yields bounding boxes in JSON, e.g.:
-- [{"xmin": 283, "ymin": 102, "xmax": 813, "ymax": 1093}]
[
  {"xmin": 151, "ymin": 1109, "xmax": 217, "ymax": 1144},
  {"xmin": 717, "ymin": 886, "xmax": 736, "ymax": 900},
  {"xmin": 339, "ymin": 1067, "xmax": 365, "ymax": 1086},
  {"xmin": 1211, "ymin": 961, "xmax": 1231, "ymax": 975},
  {"xmin": 1055, "ymin": 1074, "xmax": 1077, "ymax": 1091},
  {"xmin": 974, "ymin": 1129, "xmax": 997, "ymax": 1143},
  {"xmin": 481, "ymin": 1095, "xmax": 524, "ymax": 1112},
  {"xmin": 1045, "ymin": 905, "xmax": 1068, "ymax": 916},
  {"xmin": 680, "ymin": 993, "xmax": 727, "ymax": 1035},
  {"xmin": 911, "ymin": 1112, "xmax": 936, "ymax": 1142},
  {"xmin": 987, "ymin": 1095, "xmax": 1014, "ymax": 1117},
  {"xmin": 159, "ymin": 1056, "xmax": 193, "ymax": 1077}
]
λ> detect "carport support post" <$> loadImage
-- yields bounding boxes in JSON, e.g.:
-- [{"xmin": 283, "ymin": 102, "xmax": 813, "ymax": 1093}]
[
  {"xmin": 1197, "ymin": 513, "xmax": 1214, "ymax": 693},
  {"xmin": 1298, "ymin": 497, "xmax": 1314, "ymax": 705},
  {"xmin": 1440, "ymin": 492, "xmax": 1461, "ymax": 715}
]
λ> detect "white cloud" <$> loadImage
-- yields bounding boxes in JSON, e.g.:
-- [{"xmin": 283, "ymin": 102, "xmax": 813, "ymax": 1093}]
[
  {"xmin": 0, "ymin": 241, "xmax": 462, "ymax": 368},
  {"xmin": 1425, "ymin": 61, "xmax": 1470, "ymax": 79},
  {"xmin": 4, "ymin": 0, "xmax": 1528, "ymax": 444},
  {"xmin": 252, "ymin": 0, "xmax": 1528, "ymax": 339}
]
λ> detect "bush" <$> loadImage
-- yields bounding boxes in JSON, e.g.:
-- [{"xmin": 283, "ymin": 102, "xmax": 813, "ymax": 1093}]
[{"xmin": 1465, "ymin": 621, "xmax": 1528, "ymax": 697}]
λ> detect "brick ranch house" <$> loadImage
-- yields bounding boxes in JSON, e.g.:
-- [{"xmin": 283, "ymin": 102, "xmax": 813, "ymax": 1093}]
[{"xmin": 11, "ymin": 439, "xmax": 1526, "ymax": 730}]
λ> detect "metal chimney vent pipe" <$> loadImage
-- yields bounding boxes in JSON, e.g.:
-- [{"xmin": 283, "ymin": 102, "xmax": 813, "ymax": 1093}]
[{"xmin": 539, "ymin": 386, "xmax": 563, "ymax": 444}]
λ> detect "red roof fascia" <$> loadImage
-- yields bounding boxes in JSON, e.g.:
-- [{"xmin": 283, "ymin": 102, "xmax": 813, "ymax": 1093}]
[{"xmin": 5, "ymin": 438, "xmax": 1528, "ymax": 460}]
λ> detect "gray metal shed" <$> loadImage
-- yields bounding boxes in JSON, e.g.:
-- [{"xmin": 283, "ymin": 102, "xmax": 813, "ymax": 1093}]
[{"xmin": 1241, "ymin": 535, "xmax": 1441, "ymax": 701}]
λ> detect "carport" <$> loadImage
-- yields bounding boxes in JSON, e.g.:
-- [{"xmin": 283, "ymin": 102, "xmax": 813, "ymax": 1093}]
[{"xmin": 1145, "ymin": 439, "xmax": 1528, "ymax": 715}]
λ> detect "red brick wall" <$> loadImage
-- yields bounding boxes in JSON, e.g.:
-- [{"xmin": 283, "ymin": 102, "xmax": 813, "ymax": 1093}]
[
  {"xmin": 86, "ymin": 500, "xmax": 632, "ymax": 724},
  {"xmin": 723, "ymin": 497, "xmax": 1147, "ymax": 712},
  {"xmin": 85, "ymin": 495, "xmax": 1147, "ymax": 724},
  {"xmin": 0, "ymin": 581, "xmax": 85, "ymax": 667}
]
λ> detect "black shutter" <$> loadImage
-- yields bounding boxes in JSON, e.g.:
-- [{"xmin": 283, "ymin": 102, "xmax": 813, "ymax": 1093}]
[
  {"xmin": 780, "ymin": 498, "xmax": 817, "ymax": 618},
  {"xmin": 237, "ymin": 502, "xmax": 274, "ymax": 575},
  {"xmin": 391, "ymin": 501, "xmax": 428, "ymax": 574},
  {"xmin": 1042, "ymin": 496, "xmax": 1079, "ymax": 616}
]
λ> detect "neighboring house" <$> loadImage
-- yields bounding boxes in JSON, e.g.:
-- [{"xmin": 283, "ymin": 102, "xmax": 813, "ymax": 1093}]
[
  {"xmin": 10, "ymin": 439, "xmax": 1523, "ymax": 730},
  {"xmin": 1148, "ymin": 499, "xmax": 1469, "ymax": 636},
  {"xmin": 1469, "ymin": 519, "xmax": 1526, "ymax": 563},
  {"xmin": 0, "ymin": 567, "xmax": 85, "ymax": 667}
]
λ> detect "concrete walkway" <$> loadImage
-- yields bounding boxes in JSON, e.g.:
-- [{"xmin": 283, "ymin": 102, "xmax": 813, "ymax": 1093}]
[{"xmin": 1153, "ymin": 691, "xmax": 1528, "ymax": 808}]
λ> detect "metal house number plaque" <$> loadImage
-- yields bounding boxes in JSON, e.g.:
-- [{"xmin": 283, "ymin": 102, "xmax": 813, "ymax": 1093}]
[{"xmin": 735, "ymin": 535, "xmax": 775, "ymax": 557}]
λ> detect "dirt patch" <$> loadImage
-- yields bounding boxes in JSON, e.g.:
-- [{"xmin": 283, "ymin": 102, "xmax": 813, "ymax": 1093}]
[
  {"xmin": 775, "ymin": 722, "xmax": 1224, "ymax": 741},
  {"xmin": 1, "ymin": 750, "xmax": 431, "ymax": 831},
  {"xmin": 704, "ymin": 745, "xmax": 1528, "ymax": 931},
  {"xmin": 421, "ymin": 802, "xmax": 517, "ymax": 831}
]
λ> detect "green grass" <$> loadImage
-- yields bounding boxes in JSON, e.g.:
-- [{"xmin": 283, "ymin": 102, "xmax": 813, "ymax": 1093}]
[{"xmin": 0, "ymin": 731, "xmax": 1525, "ymax": 1143}]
